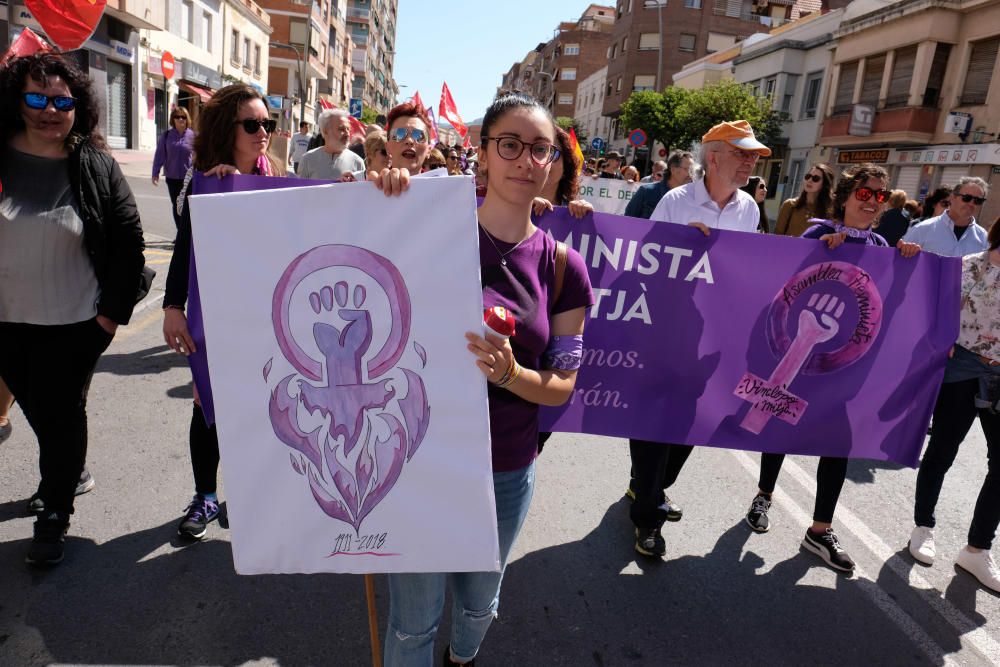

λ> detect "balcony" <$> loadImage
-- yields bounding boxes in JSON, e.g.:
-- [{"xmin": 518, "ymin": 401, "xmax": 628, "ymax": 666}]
[
  {"xmin": 348, "ymin": 7, "xmax": 370, "ymax": 21},
  {"xmin": 821, "ymin": 105, "xmax": 940, "ymax": 145}
]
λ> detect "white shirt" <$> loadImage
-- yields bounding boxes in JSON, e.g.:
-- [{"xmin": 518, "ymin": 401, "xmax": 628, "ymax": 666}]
[
  {"xmin": 289, "ymin": 132, "xmax": 311, "ymax": 163},
  {"xmin": 902, "ymin": 211, "xmax": 989, "ymax": 258},
  {"xmin": 649, "ymin": 177, "xmax": 760, "ymax": 232}
]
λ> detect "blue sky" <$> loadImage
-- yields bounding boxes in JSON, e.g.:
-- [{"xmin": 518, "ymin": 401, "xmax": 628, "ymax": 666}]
[{"xmin": 393, "ymin": 0, "xmax": 599, "ymax": 124}]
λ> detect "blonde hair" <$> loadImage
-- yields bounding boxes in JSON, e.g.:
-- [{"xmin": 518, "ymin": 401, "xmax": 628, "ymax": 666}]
[{"xmin": 888, "ymin": 189, "xmax": 907, "ymax": 209}]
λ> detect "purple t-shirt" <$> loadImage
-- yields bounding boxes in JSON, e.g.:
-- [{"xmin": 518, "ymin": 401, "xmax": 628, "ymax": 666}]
[
  {"xmin": 802, "ymin": 220, "xmax": 889, "ymax": 247},
  {"xmin": 480, "ymin": 226, "xmax": 594, "ymax": 472}
]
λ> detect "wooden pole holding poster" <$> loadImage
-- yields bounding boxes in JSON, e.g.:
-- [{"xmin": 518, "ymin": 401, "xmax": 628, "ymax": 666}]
[{"xmin": 365, "ymin": 574, "xmax": 382, "ymax": 666}]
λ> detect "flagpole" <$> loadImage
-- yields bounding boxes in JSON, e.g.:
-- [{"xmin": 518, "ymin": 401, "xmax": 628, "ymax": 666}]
[{"xmin": 365, "ymin": 574, "xmax": 381, "ymax": 666}]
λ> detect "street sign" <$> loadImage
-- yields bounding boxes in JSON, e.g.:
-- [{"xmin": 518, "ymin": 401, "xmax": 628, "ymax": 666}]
[
  {"xmin": 349, "ymin": 98, "xmax": 363, "ymax": 119},
  {"xmin": 161, "ymin": 51, "xmax": 175, "ymax": 80},
  {"xmin": 628, "ymin": 128, "xmax": 647, "ymax": 147},
  {"xmin": 591, "ymin": 137, "xmax": 605, "ymax": 151},
  {"xmin": 658, "ymin": 147, "xmax": 667, "ymax": 158}
]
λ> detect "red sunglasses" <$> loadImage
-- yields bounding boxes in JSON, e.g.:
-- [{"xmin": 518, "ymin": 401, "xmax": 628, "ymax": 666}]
[{"xmin": 853, "ymin": 187, "xmax": 891, "ymax": 204}]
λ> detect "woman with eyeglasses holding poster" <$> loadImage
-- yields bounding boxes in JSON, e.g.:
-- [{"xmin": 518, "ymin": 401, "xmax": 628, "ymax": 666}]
[
  {"xmin": 0, "ymin": 52, "xmax": 146, "ymax": 565},
  {"xmin": 383, "ymin": 92, "xmax": 594, "ymax": 666},
  {"xmin": 162, "ymin": 83, "xmax": 286, "ymax": 540},
  {"xmin": 743, "ymin": 163, "xmax": 921, "ymax": 573},
  {"xmin": 152, "ymin": 105, "xmax": 194, "ymax": 229},
  {"xmin": 774, "ymin": 163, "xmax": 835, "ymax": 236}
]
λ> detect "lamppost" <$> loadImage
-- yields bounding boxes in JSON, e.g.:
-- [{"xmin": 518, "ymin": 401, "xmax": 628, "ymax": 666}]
[
  {"xmin": 269, "ymin": 41, "xmax": 307, "ymax": 127},
  {"xmin": 643, "ymin": 0, "xmax": 665, "ymax": 91}
]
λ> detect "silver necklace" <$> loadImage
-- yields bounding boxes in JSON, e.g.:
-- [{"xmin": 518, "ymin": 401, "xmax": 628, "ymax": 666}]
[{"xmin": 480, "ymin": 225, "xmax": 529, "ymax": 266}]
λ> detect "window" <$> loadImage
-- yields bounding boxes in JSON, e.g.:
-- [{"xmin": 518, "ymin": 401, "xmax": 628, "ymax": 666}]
[
  {"xmin": 858, "ymin": 54, "xmax": 885, "ymax": 106},
  {"xmin": 684, "ymin": 0, "xmax": 702, "ymax": 7},
  {"xmin": 782, "ymin": 74, "xmax": 798, "ymax": 112},
  {"xmin": 679, "ymin": 33, "xmax": 696, "ymax": 52},
  {"xmin": 558, "ymin": 93, "xmax": 574, "ymax": 105},
  {"xmin": 230, "ymin": 29, "xmax": 240, "ymax": 64},
  {"xmin": 960, "ymin": 37, "xmax": 999, "ymax": 106},
  {"xmin": 633, "ymin": 74, "xmax": 656, "ymax": 91},
  {"xmin": 886, "ymin": 45, "xmax": 917, "ymax": 107},
  {"xmin": 764, "ymin": 77, "xmax": 776, "ymax": 99},
  {"xmin": 254, "ymin": 44, "xmax": 261, "ymax": 75},
  {"xmin": 833, "ymin": 60, "xmax": 858, "ymax": 112},
  {"xmin": 561, "ymin": 68, "xmax": 577, "ymax": 80},
  {"xmin": 923, "ymin": 43, "xmax": 951, "ymax": 107},
  {"xmin": 706, "ymin": 32, "xmax": 736, "ymax": 53},
  {"xmin": 290, "ymin": 19, "xmax": 308, "ymax": 48},
  {"xmin": 243, "ymin": 38, "xmax": 251, "ymax": 69},
  {"xmin": 181, "ymin": 1, "xmax": 193, "ymax": 42},
  {"xmin": 802, "ymin": 72, "xmax": 823, "ymax": 118},
  {"xmin": 201, "ymin": 13, "xmax": 211, "ymax": 52},
  {"xmin": 610, "ymin": 43, "xmax": 617, "ymax": 59},
  {"xmin": 564, "ymin": 43, "xmax": 580, "ymax": 56},
  {"xmin": 623, "ymin": 37, "xmax": 628, "ymax": 52},
  {"xmin": 639, "ymin": 33, "xmax": 660, "ymax": 50},
  {"xmin": 617, "ymin": 76, "xmax": 622, "ymax": 91},
  {"xmin": 607, "ymin": 82, "xmax": 613, "ymax": 96}
]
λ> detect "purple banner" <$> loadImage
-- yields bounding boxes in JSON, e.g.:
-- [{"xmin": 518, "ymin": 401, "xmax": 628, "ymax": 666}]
[
  {"xmin": 187, "ymin": 174, "xmax": 331, "ymax": 424},
  {"xmin": 535, "ymin": 208, "xmax": 961, "ymax": 467}
]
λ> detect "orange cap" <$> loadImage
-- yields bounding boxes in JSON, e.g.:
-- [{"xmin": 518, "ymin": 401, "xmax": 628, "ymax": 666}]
[{"xmin": 701, "ymin": 120, "xmax": 771, "ymax": 157}]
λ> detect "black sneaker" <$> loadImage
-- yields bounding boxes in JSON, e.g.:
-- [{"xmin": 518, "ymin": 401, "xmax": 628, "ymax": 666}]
[
  {"xmin": 802, "ymin": 528, "xmax": 856, "ymax": 573},
  {"xmin": 0, "ymin": 420, "xmax": 11, "ymax": 445},
  {"xmin": 442, "ymin": 645, "xmax": 475, "ymax": 666},
  {"xmin": 25, "ymin": 512, "xmax": 70, "ymax": 566},
  {"xmin": 745, "ymin": 493, "xmax": 772, "ymax": 533},
  {"xmin": 27, "ymin": 469, "xmax": 96, "ymax": 514},
  {"xmin": 177, "ymin": 495, "xmax": 221, "ymax": 539},
  {"xmin": 634, "ymin": 526, "xmax": 666, "ymax": 557},
  {"xmin": 625, "ymin": 480, "xmax": 683, "ymax": 522}
]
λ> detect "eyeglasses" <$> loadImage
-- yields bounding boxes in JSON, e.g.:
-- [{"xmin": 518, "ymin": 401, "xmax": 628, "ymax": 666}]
[
  {"xmin": 23, "ymin": 92, "xmax": 76, "ymax": 111},
  {"xmin": 853, "ymin": 187, "xmax": 891, "ymax": 204},
  {"xmin": 482, "ymin": 136, "xmax": 561, "ymax": 165},
  {"xmin": 236, "ymin": 118, "xmax": 277, "ymax": 134},
  {"xmin": 388, "ymin": 127, "xmax": 427, "ymax": 143},
  {"xmin": 804, "ymin": 174, "xmax": 823, "ymax": 183},
  {"xmin": 447, "ymin": 155, "xmax": 459, "ymax": 161},
  {"xmin": 957, "ymin": 193, "xmax": 986, "ymax": 205},
  {"xmin": 757, "ymin": 184, "xmax": 767, "ymax": 190},
  {"xmin": 725, "ymin": 148, "xmax": 760, "ymax": 162},
  {"xmin": 652, "ymin": 171, "xmax": 664, "ymax": 179}
]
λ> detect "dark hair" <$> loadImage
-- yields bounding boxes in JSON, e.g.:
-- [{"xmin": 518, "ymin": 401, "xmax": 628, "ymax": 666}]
[
  {"xmin": 832, "ymin": 163, "xmax": 889, "ymax": 221},
  {"xmin": 793, "ymin": 163, "xmax": 835, "ymax": 217},
  {"xmin": 385, "ymin": 100, "xmax": 431, "ymax": 135},
  {"xmin": 0, "ymin": 52, "xmax": 105, "ymax": 151},
  {"xmin": 922, "ymin": 187, "xmax": 952, "ymax": 219},
  {"xmin": 903, "ymin": 199, "xmax": 920, "ymax": 217},
  {"xmin": 989, "ymin": 217, "xmax": 999, "ymax": 251},
  {"xmin": 171, "ymin": 106, "xmax": 191, "ymax": 124},
  {"xmin": 193, "ymin": 83, "xmax": 284, "ymax": 174},
  {"xmin": 741, "ymin": 176, "xmax": 769, "ymax": 232},
  {"xmin": 554, "ymin": 126, "xmax": 581, "ymax": 204},
  {"xmin": 480, "ymin": 90, "xmax": 555, "ymax": 146},
  {"xmin": 667, "ymin": 150, "xmax": 693, "ymax": 170}
]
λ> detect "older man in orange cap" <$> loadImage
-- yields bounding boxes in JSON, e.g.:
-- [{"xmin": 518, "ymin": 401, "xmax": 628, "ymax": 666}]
[{"xmin": 629, "ymin": 120, "xmax": 771, "ymax": 559}]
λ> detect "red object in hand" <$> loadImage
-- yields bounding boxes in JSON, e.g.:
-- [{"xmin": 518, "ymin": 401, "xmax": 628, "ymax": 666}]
[
  {"xmin": 25, "ymin": 0, "xmax": 106, "ymax": 51},
  {"xmin": 484, "ymin": 306, "xmax": 516, "ymax": 339}
]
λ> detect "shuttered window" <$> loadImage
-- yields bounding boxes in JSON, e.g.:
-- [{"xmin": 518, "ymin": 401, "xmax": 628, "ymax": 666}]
[
  {"xmin": 834, "ymin": 61, "xmax": 858, "ymax": 112},
  {"xmin": 858, "ymin": 54, "xmax": 885, "ymax": 106},
  {"xmin": 633, "ymin": 74, "xmax": 656, "ymax": 91},
  {"xmin": 886, "ymin": 46, "xmax": 917, "ymax": 107},
  {"xmin": 923, "ymin": 43, "xmax": 951, "ymax": 107},
  {"xmin": 639, "ymin": 33, "xmax": 660, "ymax": 50},
  {"xmin": 960, "ymin": 37, "xmax": 999, "ymax": 106}
]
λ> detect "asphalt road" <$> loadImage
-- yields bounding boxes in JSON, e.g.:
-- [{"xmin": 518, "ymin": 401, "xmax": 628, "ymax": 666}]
[{"xmin": 1, "ymin": 155, "xmax": 999, "ymax": 666}]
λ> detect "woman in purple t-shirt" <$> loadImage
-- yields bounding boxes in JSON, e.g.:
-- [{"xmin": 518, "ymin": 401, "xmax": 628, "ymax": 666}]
[
  {"xmin": 383, "ymin": 92, "xmax": 594, "ymax": 666},
  {"xmin": 742, "ymin": 163, "xmax": 921, "ymax": 574}
]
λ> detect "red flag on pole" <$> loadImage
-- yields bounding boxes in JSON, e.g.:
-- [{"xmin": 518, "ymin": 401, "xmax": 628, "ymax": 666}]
[
  {"xmin": 463, "ymin": 134, "xmax": 472, "ymax": 149},
  {"xmin": 347, "ymin": 114, "xmax": 367, "ymax": 142},
  {"xmin": 24, "ymin": 0, "xmax": 107, "ymax": 51},
  {"xmin": 411, "ymin": 91, "xmax": 424, "ymax": 109},
  {"xmin": 318, "ymin": 98, "xmax": 334, "ymax": 110},
  {"xmin": 0, "ymin": 27, "xmax": 51, "ymax": 67},
  {"xmin": 439, "ymin": 82, "xmax": 467, "ymax": 138}
]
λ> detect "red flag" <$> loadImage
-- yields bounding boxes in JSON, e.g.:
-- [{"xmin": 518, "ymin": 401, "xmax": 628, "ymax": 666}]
[
  {"xmin": 568, "ymin": 128, "xmax": 585, "ymax": 174},
  {"xmin": 463, "ymin": 134, "xmax": 471, "ymax": 149},
  {"xmin": 0, "ymin": 27, "xmax": 51, "ymax": 67},
  {"xmin": 318, "ymin": 98, "xmax": 334, "ymax": 110},
  {"xmin": 439, "ymin": 82, "xmax": 467, "ymax": 138},
  {"xmin": 25, "ymin": 0, "xmax": 107, "ymax": 51},
  {"xmin": 411, "ymin": 91, "xmax": 424, "ymax": 109},
  {"xmin": 347, "ymin": 114, "xmax": 367, "ymax": 142}
]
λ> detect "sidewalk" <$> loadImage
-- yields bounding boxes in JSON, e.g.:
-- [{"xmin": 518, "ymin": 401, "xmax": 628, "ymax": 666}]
[{"xmin": 111, "ymin": 149, "xmax": 155, "ymax": 165}]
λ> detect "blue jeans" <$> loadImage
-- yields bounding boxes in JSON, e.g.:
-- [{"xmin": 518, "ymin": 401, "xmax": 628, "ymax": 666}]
[{"xmin": 384, "ymin": 462, "xmax": 536, "ymax": 666}]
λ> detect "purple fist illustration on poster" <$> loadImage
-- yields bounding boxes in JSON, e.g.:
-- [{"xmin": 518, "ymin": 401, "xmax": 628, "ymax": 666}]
[
  {"xmin": 265, "ymin": 245, "xmax": 431, "ymax": 534},
  {"xmin": 734, "ymin": 261, "xmax": 883, "ymax": 433}
]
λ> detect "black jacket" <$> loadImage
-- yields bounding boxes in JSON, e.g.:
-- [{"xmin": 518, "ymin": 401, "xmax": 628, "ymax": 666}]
[
  {"xmin": 624, "ymin": 179, "xmax": 670, "ymax": 219},
  {"xmin": 68, "ymin": 141, "xmax": 147, "ymax": 324}
]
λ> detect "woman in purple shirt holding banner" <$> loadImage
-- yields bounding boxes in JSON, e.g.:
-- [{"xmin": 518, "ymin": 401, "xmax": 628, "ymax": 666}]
[
  {"xmin": 383, "ymin": 92, "xmax": 594, "ymax": 666},
  {"xmin": 151, "ymin": 105, "xmax": 194, "ymax": 230}
]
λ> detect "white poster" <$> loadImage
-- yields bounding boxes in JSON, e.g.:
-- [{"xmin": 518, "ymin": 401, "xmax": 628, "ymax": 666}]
[
  {"xmin": 576, "ymin": 177, "xmax": 641, "ymax": 215},
  {"xmin": 189, "ymin": 178, "xmax": 500, "ymax": 574}
]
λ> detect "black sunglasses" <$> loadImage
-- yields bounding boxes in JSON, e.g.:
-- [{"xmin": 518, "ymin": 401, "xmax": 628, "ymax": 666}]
[
  {"xmin": 23, "ymin": 92, "xmax": 76, "ymax": 111},
  {"xmin": 804, "ymin": 174, "xmax": 823, "ymax": 183},
  {"xmin": 957, "ymin": 193, "xmax": 986, "ymax": 205},
  {"xmin": 236, "ymin": 118, "xmax": 277, "ymax": 134}
]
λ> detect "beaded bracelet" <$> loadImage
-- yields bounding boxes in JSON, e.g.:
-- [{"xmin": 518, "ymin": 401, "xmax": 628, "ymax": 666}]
[{"xmin": 496, "ymin": 359, "xmax": 521, "ymax": 389}]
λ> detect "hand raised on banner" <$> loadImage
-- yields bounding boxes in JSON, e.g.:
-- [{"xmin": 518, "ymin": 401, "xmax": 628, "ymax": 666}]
[
  {"xmin": 465, "ymin": 331, "xmax": 515, "ymax": 384},
  {"xmin": 688, "ymin": 221, "xmax": 711, "ymax": 236},
  {"xmin": 568, "ymin": 199, "xmax": 594, "ymax": 219},
  {"xmin": 897, "ymin": 239, "xmax": 921, "ymax": 258},
  {"xmin": 339, "ymin": 171, "xmax": 357, "ymax": 183},
  {"xmin": 163, "ymin": 308, "xmax": 197, "ymax": 356},
  {"xmin": 370, "ymin": 167, "xmax": 410, "ymax": 197},
  {"xmin": 204, "ymin": 164, "xmax": 240, "ymax": 179},
  {"xmin": 819, "ymin": 232, "xmax": 847, "ymax": 250},
  {"xmin": 532, "ymin": 197, "xmax": 554, "ymax": 217}
]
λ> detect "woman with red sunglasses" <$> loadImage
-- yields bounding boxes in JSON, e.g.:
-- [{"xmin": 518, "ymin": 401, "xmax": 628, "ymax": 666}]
[{"xmin": 743, "ymin": 163, "xmax": 921, "ymax": 573}]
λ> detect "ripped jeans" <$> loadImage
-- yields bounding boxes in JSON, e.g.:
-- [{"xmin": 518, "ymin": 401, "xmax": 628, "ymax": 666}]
[{"xmin": 384, "ymin": 462, "xmax": 535, "ymax": 666}]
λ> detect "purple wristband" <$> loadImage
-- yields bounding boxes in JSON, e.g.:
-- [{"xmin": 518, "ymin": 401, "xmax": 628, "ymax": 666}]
[{"xmin": 543, "ymin": 334, "xmax": 584, "ymax": 370}]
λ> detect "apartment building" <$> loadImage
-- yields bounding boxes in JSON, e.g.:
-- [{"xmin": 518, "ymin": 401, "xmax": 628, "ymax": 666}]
[
  {"xmin": 574, "ymin": 65, "xmax": 614, "ymax": 149},
  {"xmin": 347, "ymin": 0, "xmax": 399, "ymax": 115},
  {"xmin": 318, "ymin": 0, "xmax": 352, "ymax": 109},
  {"xmin": 221, "ymin": 0, "xmax": 272, "ymax": 94}
]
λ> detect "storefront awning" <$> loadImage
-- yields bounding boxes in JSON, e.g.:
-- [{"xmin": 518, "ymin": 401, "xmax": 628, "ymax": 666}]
[{"xmin": 178, "ymin": 81, "xmax": 214, "ymax": 104}]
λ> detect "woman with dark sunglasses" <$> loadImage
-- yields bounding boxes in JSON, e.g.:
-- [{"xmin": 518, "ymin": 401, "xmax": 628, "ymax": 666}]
[
  {"xmin": 774, "ymin": 163, "xmax": 834, "ymax": 236},
  {"xmin": 152, "ymin": 106, "xmax": 194, "ymax": 229},
  {"xmin": 743, "ymin": 163, "xmax": 921, "ymax": 573},
  {"xmin": 740, "ymin": 175, "xmax": 770, "ymax": 233},
  {"xmin": 162, "ymin": 84, "xmax": 286, "ymax": 541},
  {"xmin": 0, "ymin": 52, "xmax": 147, "ymax": 565},
  {"xmin": 383, "ymin": 91, "xmax": 593, "ymax": 666}
]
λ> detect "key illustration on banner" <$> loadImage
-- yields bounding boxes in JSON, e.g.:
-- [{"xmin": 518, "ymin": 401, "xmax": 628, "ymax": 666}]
[
  {"xmin": 734, "ymin": 261, "xmax": 883, "ymax": 433},
  {"xmin": 266, "ymin": 245, "xmax": 431, "ymax": 549}
]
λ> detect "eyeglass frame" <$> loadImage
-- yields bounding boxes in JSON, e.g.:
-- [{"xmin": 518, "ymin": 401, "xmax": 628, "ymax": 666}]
[
  {"xmin": 853, "ymin": 186, "xmax": 892, "ymax": 204},
  {"xmin": 22, "ymin": 92, "xmax": 76, "ymax": 112},
  {"xmin": 235, "ymin": 118, "xmax": 277, "ymax": 134},
  {"xmin": 956, "ymin": 193, "xmax": 987, "ymax": 205},
  {"xmin": 481, "ymin": 136, "xmax": 561, "ymax": 165},
  {"xmin": 804, "ymin": 173, "xmax": 823, "ymax": 183},
  {"xmin": 387, "ymin": 127, "xmax": 428, "ymax": 144}
]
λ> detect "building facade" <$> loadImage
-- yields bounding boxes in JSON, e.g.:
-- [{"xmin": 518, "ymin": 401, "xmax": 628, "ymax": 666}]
[
  {"xmin": 574, "ymin": 65, "xmax": 613, "ymax": 151},
  {"xmin": 347, "ymin": 0, "xmax": 398, "ymax": 116},
  {"xmin": 318, "ymin": 0, "xmax": 352, "ymax": 109},
  {"xmin": 221, "ymin": 0, "xmax": 272, "ymax": 93}
]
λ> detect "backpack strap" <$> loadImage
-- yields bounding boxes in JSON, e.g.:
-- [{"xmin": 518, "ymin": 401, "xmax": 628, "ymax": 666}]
[{"xmin": 552, "ymin": 241, "xmax": 568, "ymax": 311}]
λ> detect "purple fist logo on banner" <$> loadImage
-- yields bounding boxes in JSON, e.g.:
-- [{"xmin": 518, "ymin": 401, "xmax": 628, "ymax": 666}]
[
  {"xmin": 265, "ymin": 245, "xmax": 431, "ymax": 538},
  {"xmin": 735, "ymin": 261, "xmax": 884, "ymax": 434}
]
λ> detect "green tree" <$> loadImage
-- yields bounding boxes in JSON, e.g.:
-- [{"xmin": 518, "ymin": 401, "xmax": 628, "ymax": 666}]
[
  {"xmin": 673, "ymin": 79, "xmax": 787, "ymax": 148},
  {"xmin": 554, "ymin": 116, "xmax": 586, "ymax": 140},
  {"xmin": 360, "ymin": 107, "xmax": 379, "ymax": 125},
  {"xmin": 618, "ymin": 87, "xmax": 692, "ymax": 153}
]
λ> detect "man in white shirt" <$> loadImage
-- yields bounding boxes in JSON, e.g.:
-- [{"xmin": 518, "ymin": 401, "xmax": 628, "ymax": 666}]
[
  {"xmin": 288, "ymin": 121, "xmax": 311, "ymax": 174},
  {"xmin": 903, "ymin": 177, "xmax": 989, "ymax": 257},
  {"xmin": 296, "ymin": 109, "xmax": 365, "ymax": 181},
  {"xmin": 631, "ymin": 120, "xmax": 771, "ymax": 559}
]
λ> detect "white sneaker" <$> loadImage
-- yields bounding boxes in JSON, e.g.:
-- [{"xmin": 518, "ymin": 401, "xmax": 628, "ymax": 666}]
[
  {"xmin": 956, "ymin": 547, "xmax": 1000, "ymax": 593},
  {"xmin": 909, "ymin": 526, "xmax": 935, "ymax": 565}
]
